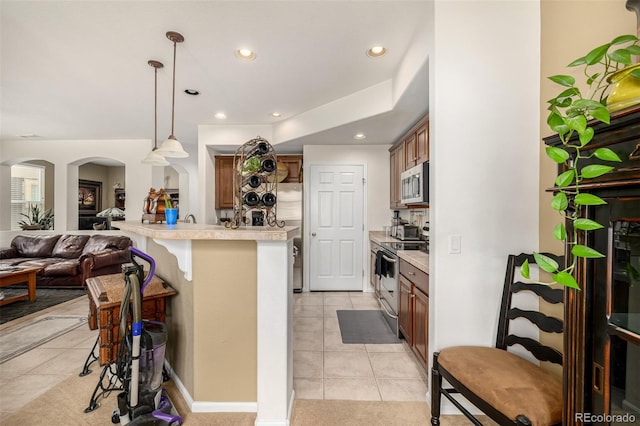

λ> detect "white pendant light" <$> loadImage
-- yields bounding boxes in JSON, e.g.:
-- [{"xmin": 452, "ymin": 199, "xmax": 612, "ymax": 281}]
[
  {"xmin": 156, "ymin": 31, "xmax": 189, "ymax": 158},
  {"xmin": 142, "ymin": 60, "xmax": 170, "ymax": 166}
]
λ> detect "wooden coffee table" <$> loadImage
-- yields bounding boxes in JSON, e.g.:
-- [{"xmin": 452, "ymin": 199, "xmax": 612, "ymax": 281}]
[{"xmin": 0, "ymin": 267, "xmax": 41, "ymax": 306}]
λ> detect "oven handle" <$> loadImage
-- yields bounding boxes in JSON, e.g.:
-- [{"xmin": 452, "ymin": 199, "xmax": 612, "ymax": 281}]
[
  {"xmin": 382, "ymin": 254, "xmax": 397, "ymax": 263},
  {"xmin": 378, "ymin": 296, "xmax": 398, "ymax": 319}
]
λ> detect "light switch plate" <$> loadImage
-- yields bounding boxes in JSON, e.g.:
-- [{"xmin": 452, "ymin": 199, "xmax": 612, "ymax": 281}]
[{"xmin": 449, "ymin": 234, "xmax": 461, "ymax": 254}]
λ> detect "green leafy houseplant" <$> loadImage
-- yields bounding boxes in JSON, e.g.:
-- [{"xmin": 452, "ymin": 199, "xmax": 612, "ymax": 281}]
[
  {"xmin": 523, "ymin": 34, "xmax": 640, "ymax": 289},
  {"xmin": 18, "ymin": 204, "xmax": 54, "ymax": 230}
]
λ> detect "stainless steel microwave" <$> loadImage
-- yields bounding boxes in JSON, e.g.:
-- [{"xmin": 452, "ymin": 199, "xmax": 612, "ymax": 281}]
[{"xmin": 400, "ymin": 161, "xmax": 429, "ymax": 205}]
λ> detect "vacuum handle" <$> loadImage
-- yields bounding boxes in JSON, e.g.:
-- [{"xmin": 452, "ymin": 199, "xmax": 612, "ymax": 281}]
[{"xmin": 129, "ymin": 246, "xmax": 156, "ymax": 292}]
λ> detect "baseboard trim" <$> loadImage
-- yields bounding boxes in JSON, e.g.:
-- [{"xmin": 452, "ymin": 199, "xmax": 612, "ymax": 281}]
[{"xmin": 164, "ymin": 360, "xmax": 258, "ymax": 413}]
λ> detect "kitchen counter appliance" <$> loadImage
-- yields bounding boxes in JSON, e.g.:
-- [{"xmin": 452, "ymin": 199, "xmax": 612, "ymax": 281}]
[
  {"xmin": 374, "ymin": 239, "xmax": 427, "ymax": 337},
  {"xmin": 395, "ymin": 224, "xmax": 420, "ymax": 241},
  {"xmin": 400, "ymin": 161, "xmax": 429, "ymax": 205}
]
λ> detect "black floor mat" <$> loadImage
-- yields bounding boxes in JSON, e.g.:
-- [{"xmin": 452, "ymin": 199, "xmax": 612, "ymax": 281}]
[{"xmin": 337, "ymin": 310, "xmax": 402, "ymax": 344}]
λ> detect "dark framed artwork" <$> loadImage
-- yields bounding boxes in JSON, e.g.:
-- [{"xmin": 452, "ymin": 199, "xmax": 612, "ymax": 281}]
[{"xmin": 78, "ymin": 179, "xmax": 102, "ymax": 215}]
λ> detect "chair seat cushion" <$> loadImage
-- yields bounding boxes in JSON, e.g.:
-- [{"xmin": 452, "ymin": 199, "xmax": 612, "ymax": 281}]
[{"xmin": 438, "ymin": 346, "xmax": 562, "ymax": 425}]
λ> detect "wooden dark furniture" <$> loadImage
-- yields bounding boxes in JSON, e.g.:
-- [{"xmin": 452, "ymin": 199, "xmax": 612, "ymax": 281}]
[
  {"xmin": 0, "ymin": 266, "xmax": 41, "ymax": 306},
  {"xmin": 431, "ymin": 253, "xmax": 564, "ymax": 425},
  {"xmin": 398, "ymin": 258, "xmax": 429, "ymax": 370},
  {"xmin": 544, "ymin": 106, "xmax": 640, "ymax": 425},
  {"xmin": 85, "ymin": 272, "xmax": 176, "ymax": 366}
]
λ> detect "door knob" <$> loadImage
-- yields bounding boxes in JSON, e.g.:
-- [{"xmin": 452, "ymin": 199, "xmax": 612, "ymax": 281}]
[{"xmin": 311, "ymin": 232, "xmax": 317, "ymax": 237}]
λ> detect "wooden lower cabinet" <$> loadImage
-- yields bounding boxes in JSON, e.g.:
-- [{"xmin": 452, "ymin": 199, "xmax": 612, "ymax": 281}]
[
  {"xmin": 413, "ymin": 285, "xmax": 429, "ymax": 366},
  {"xmin": 399, "ymin": 274, "xmax": 413, "ymax": 343},
  {"xmin": 399, "ymin": 258, "xmax": 429, "ymax": 370}
]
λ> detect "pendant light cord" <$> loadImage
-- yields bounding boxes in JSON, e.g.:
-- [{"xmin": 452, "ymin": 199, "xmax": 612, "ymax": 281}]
[
  {"xmin": 171, "ymin": 40, "xmax": 176, "ymax": 137},
  {"xmin": 154, "ymin": 65, "xmax": 158, "ymax": 149}
]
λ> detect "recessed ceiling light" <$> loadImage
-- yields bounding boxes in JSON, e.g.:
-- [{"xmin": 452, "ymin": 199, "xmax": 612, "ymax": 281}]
[
  {"xmin": 271, "ymin": 112, "xmax": 281, "ymax": 118},
  {"xmin": 366, "ymin": 46, "xmax": 386, "ymax": 58},
  {"xmin": 236, "ymin": 48, "xmax": 256, "ymax": 60},
  {"xmin": 354, "ymin": 133, "xmax": 366, "ymax": 140},
  {"xmin": 214, "ymin": 112, "xmax": 227, "ymax": 120},
  {"xmin": 184, "ymin": 89, "xmax": 200, "ymax": 95}
]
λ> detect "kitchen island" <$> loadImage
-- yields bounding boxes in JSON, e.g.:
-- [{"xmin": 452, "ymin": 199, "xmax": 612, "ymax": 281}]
[{"xmin": 114, "ymin": 221, "xmax": 298, "ymax": 426}]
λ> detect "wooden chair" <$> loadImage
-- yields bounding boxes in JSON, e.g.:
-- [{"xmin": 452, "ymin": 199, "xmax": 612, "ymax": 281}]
[{"xmin": 431, "ymin": 253, "xmax": 564, "ymax": 426}]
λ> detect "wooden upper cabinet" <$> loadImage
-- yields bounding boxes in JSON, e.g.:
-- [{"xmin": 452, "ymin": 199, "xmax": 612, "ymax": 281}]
[
  {"xmin": 406, "ymin": 115, "xmax": 429, "ymax": 168},
  {"xmin": 415, "ymin": 118, "xmax": 429, "ymax": 164},
  {"xmin": 215, "ymin": 154, "xmax": 303, "ymax": 210},
  {"xmin": 405, "ymin": 133, "xmax": 418, "ymax": 168},
  {"xmin": 389, "ymin": 113, "xmax": 428, "ymax": 208},
  {"xmin": 215, "ymin": 156, "xmax": 235, "ymax": 209},
  {"xmin": 389, "ymin": 143, "xmax": 404, "ymax": 208}
]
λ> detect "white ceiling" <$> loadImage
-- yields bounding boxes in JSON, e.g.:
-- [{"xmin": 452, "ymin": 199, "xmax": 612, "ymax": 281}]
[{"xmin": 0, "ymin": 1, "xmax": 430, "ymax": 155}]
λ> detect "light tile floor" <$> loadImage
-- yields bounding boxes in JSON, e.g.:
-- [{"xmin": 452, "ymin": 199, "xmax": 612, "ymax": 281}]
[
  {"xmin": 0, "ymin": 290, "xmax": 427, "ymax": 419},
  {"xmin": 293, "ymin": 291, "xmax": 428, "ymax": 402},
  {"xmin": 0, "ymin": 296, "xmax": 98, "ymax": 419}
]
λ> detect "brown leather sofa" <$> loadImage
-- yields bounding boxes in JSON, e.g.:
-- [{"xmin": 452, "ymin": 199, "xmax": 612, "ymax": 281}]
[{"xmin": 0, "ymin": 234, "xmax": 132, "ymax": 288}]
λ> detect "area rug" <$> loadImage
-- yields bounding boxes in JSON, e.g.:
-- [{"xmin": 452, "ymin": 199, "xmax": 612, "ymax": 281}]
[
  {"xmin": 337, "ymin": 310, "xmax": 401, "ymax": 344},
  {"xmin": 0, "ymin": 287, "xmax": 87, "ymax": 324},
  {"xmin": 0, "ymin": 315, "xmax": 87, "ymax": 363}
]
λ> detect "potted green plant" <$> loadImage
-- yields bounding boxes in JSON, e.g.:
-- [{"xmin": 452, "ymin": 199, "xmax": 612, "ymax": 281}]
[
  {"xmin": 18, "ymin": 204, "xmax": 54, "ymax": 230},
  {"xmin": 523, "ymin": 34, "xmax": 640, "ymax": 288},
  {"xmin": 163, "ymin": 195, "xmax": 178, "ymax": 225}
]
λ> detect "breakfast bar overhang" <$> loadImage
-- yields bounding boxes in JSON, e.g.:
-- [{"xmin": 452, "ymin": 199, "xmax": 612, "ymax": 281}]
[{"xmin": 115, "ymin": 221, "xmax": 298, "ymax": 426}]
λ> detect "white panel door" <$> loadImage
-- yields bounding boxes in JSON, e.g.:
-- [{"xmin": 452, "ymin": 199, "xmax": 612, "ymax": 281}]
[{"xmin": 308, "ymin": 164, "xmax": 364, "ymax": 291}]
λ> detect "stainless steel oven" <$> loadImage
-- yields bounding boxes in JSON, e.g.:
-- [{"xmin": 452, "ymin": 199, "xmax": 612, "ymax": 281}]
[{"xmin": 377, "ymin": 246, "xmax": 399, "ymax": 336}]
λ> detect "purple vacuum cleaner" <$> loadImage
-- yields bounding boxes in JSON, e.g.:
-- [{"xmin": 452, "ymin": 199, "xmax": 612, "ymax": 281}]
[{"xmin": 111, "ymin": 246, "xmax": 182, "ymax": 425}]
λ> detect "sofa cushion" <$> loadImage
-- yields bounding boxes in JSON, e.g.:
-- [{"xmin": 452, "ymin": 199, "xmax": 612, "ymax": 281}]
[
  {"xmin": 82, "ymin": 235, "xmax": 132, "ymax": 255},
  {"xmin": 52, "ymin": 234, "xmax": 90, "ymax": 259},
  {"xmin": 11, "ymin": 235, "xmax": 61, "ymax": 258},
  {"xmin": 43, "ymin": 259, "xmax": 80, "ymax": 276},
  {"xmin": 16, "ymin": 258, "xmax": 80, "ymax": 276}
]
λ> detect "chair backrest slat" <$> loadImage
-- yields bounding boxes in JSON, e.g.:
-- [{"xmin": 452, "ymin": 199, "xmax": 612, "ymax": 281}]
[
  {"xmin": 495, "ymin": 252, "xmax": 565, "ymax": 365},
  {"xmin": 511, "ymin": 281, "xmax": 563, "ymax": 304},
  {"xmin": 507, "ymin": 307, "xmax": 563, "ymax": 333},
  {"xmin": 504, "ymin": 334, "xmax": 563, "ymax": 365}
]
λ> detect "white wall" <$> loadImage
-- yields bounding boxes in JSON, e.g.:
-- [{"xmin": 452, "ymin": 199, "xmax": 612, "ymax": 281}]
[
  {"xmin": 430, "ymin": 0, "xmax": 540, "ymax": 358},
  {"xmin": 0, "ymin": 139, "xmax": 153, "ymax": 231}
]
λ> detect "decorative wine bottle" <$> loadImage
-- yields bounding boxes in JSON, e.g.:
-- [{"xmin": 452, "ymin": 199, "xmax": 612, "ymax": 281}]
[
  {"xmin": 262, "ymin": 192, "xmax": 276, "ymax": 207},
  {"xmin": 261, "ymin": 158, "xmax": 276, "ymax": 173},
  {"xmin": 243, "ymin": 191, "xmax": 260, "ymax": 207},
  {"xmin": 247, "ymin": 141, "xmax": 269, "ymax": 158},
  {"xmin": 242, "ymin": 175, "xmax": 262, "ymax": 189}
]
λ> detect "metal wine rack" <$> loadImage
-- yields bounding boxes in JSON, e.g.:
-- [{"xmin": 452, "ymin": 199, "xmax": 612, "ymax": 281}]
[{"xmin": 226, "ymin": 136, "xmax": 285, "ymax": 229}]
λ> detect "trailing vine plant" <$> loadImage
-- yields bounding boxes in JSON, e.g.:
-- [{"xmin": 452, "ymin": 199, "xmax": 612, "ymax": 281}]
[{"xmin": 522, "ymin": 34, "xmax": 640, "ymax": 288}]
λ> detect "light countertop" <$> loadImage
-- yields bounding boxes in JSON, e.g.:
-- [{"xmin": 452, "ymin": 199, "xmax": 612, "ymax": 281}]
[
  {"xmin": 369, "ymin": 230, "xmax": 429, "ymax": 273},
  {"xmin": 114, "ymin": 221, "xmax": 299, "ymax": 241}
]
